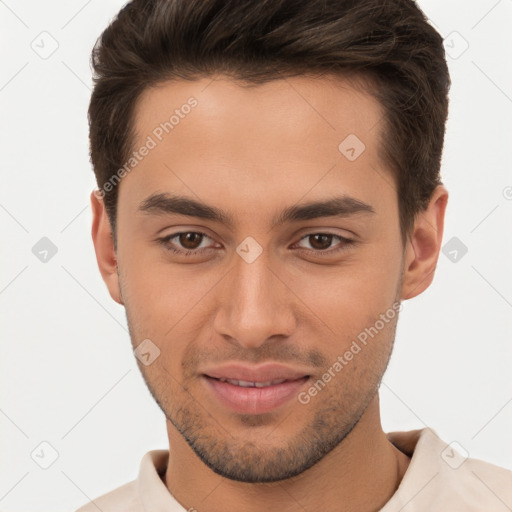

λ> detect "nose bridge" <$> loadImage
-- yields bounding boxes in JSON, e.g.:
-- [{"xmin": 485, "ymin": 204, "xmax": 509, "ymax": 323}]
[{"xmin": 214, "ymin": 248, "xmax": 294, "ymax": 348}]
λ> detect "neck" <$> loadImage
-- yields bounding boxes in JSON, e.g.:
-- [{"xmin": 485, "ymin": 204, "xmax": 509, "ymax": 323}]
[{"xmin": 164, "ymin": 393, "xmax": 410, "ymax": 512}]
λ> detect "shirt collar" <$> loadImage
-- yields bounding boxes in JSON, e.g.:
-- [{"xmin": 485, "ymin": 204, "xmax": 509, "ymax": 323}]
[
  {"xmin": 381, "ymin": 427, "xmax": 448, "ymax": 511},
  {"xmin": 137, "ymin": 449, "xmax": 187, "ymax": 511}
]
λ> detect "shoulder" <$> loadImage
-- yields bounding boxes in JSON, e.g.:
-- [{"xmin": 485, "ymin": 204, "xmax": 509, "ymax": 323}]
[
  {"xmin": 440, "ymin": 455, "xmax": 512, "ymax": 510},
  {"xmin": 74, "ymin": 449, "xmax": 174, "ymax": 512},
  {"xmin": 385, "ymin": 428, "xmax": 512, "ymax": 511},
  {"xmin": 74, "ymin": 479, "xmax": 142, "ymax": 512}
]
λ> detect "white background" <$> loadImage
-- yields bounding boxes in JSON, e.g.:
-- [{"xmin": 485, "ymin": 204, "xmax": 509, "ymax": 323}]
[{"xmin": 1, "ymin": 1, "xmax": 511, "ymax": 511}]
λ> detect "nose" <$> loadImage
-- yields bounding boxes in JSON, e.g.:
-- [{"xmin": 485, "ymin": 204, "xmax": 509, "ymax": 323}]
[{"xmin": 212, "ymin": 248, "xmax": 297, "ymax": 350}]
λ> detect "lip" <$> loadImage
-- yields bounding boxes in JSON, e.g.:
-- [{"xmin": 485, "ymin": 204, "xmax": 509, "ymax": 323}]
[
  {"xmin": 202, "ymin": 363, "xmax": 310, "ymax": 383},
  {"xmin": 201, "ymin": 363, "xmax": 311, "ymax": 415}
]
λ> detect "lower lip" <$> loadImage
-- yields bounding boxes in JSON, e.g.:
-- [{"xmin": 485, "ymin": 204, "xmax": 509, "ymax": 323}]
[{"xmin": 203, "ymin": 375, "xmax": 310, "ymax": 415}]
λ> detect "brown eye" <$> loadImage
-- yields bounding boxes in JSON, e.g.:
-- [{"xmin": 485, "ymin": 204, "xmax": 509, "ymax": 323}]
[
  {"xmin": 178, "ymin": 232, "xmax": 204, "ymax": 250},
  {"xmin": 157, "ymin": 231, "xmax": 215, "ymax": 255},
  {"xmin": 295, "ymin": 233, "xmax": 355, "ymax": 256},
  {"xmin": 308, "ymin": 234, "xmax": 334, "ymax": 250}
]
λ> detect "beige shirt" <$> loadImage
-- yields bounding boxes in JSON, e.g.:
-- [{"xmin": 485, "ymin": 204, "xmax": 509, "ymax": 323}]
[{"xmin": 75, "ymin": 428, "xmax": 512, "ymax": 511}]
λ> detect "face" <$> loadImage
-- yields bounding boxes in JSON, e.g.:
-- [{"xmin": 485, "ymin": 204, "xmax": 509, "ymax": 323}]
[{"xmin": 109, "ymin": 74, "xmax": 408, "ymax": 482}]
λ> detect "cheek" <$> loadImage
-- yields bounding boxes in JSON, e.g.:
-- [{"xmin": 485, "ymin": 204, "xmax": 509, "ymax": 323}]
[
  {"xmin": 122, "ymin": 245, "xmax": 212, "ymax": 312},
  {"xmin": 120, "ymin": 255, "xmax": 221, "ymax": 355},
  {"xmin": 289, "ymin": 259, "xmax": 400, "ymax": 339}
]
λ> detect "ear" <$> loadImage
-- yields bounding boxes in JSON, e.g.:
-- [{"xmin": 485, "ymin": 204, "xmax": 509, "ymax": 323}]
[
  {"xmin": 401, "ymin": 185, "xmax": 449, "ymax": 300},
  {"xmin": 90, "ymin": 190, "xmax": 124, "ymax": 305}
]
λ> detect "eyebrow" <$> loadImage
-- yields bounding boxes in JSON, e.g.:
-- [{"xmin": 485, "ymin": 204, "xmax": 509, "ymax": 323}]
[{"xmin": 138, "ymin": 192, "xmax": 376, "ymax": 229}]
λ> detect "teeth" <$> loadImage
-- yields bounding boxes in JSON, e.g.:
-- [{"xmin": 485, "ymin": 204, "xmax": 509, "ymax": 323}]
[
  {"xmin": 254, "ymin": 381, "xmax": 275, "ymax": 388},
  {"xmin": 235, "ymin": 379, "xmax": 257, "ymax": 387},
  {"xmin": 219, "ymin": 378, "xmax": 287, "ymax": 388}
]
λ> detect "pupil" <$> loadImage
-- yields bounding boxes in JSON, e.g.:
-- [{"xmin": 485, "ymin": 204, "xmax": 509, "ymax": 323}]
[
  {"xmin": 311, "ymin": 234, "xmax": 331, "ymax": 250},
  {"xmin": 180, "ymin": 232, "xmax": 201, "ymax": 249}
]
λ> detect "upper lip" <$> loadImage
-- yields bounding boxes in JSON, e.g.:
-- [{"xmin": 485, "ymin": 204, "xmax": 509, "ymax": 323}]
[{"xmin": 202, "ymin": 363, "xmax": 310, "ymax": 383}]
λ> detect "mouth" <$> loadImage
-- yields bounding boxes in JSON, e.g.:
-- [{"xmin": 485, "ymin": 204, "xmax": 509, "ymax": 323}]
[
  {"xmin": 202, "ymin": 374, "xmax": 311, "ymax": 415},
  {"xmin": 207, "ymin": 376, "xmax": 295, "ymax": 388}
]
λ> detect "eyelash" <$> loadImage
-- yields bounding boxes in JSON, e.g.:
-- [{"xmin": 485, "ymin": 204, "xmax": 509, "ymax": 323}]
[{"xmin": 157, "ymin": 231, "xmax": 355, "ymax": 257}]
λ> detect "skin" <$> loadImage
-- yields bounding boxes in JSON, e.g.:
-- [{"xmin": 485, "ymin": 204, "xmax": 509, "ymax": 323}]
[{"xmin": 91, "ymin": 74, "xmax": 448, "ymax": 512}]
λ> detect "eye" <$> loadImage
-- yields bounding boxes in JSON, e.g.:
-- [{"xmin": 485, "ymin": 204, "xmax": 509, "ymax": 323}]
[
  {"xmin": 293, "ymin": 233, "xmax": 355, "ymax": 255},
  {"xmin": 157, "ymin": 231, "xmax": 217, "ymax": 255}
]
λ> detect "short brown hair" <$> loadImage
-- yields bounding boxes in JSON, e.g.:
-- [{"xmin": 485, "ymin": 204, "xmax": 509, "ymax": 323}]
[{"xmin": 88, "ymin": 0, "xmax": 450, "ymax": 247}]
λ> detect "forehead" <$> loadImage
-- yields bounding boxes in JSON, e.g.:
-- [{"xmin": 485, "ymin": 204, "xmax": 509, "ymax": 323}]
[
  {"xmin": 119, "ymin": 74, "xmax": 394, "ymax": 225},
  {"xmin": 133, "ymin": 73, "xmax": 383, "ymax": 150}
]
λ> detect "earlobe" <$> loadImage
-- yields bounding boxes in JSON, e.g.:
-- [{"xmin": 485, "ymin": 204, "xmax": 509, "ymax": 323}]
[
  {"xmin": 90, "ymin": 190, "xmax": 124, "ymax": 305},
  {"xmin": 401, "ymin": 185, "xmax": 449, "ymax": 300}
]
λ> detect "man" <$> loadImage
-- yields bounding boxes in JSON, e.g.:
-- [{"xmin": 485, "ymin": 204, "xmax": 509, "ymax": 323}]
[{"xmin": 77, "ymin": 0, "xmax": 512, "ymax": 510}]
